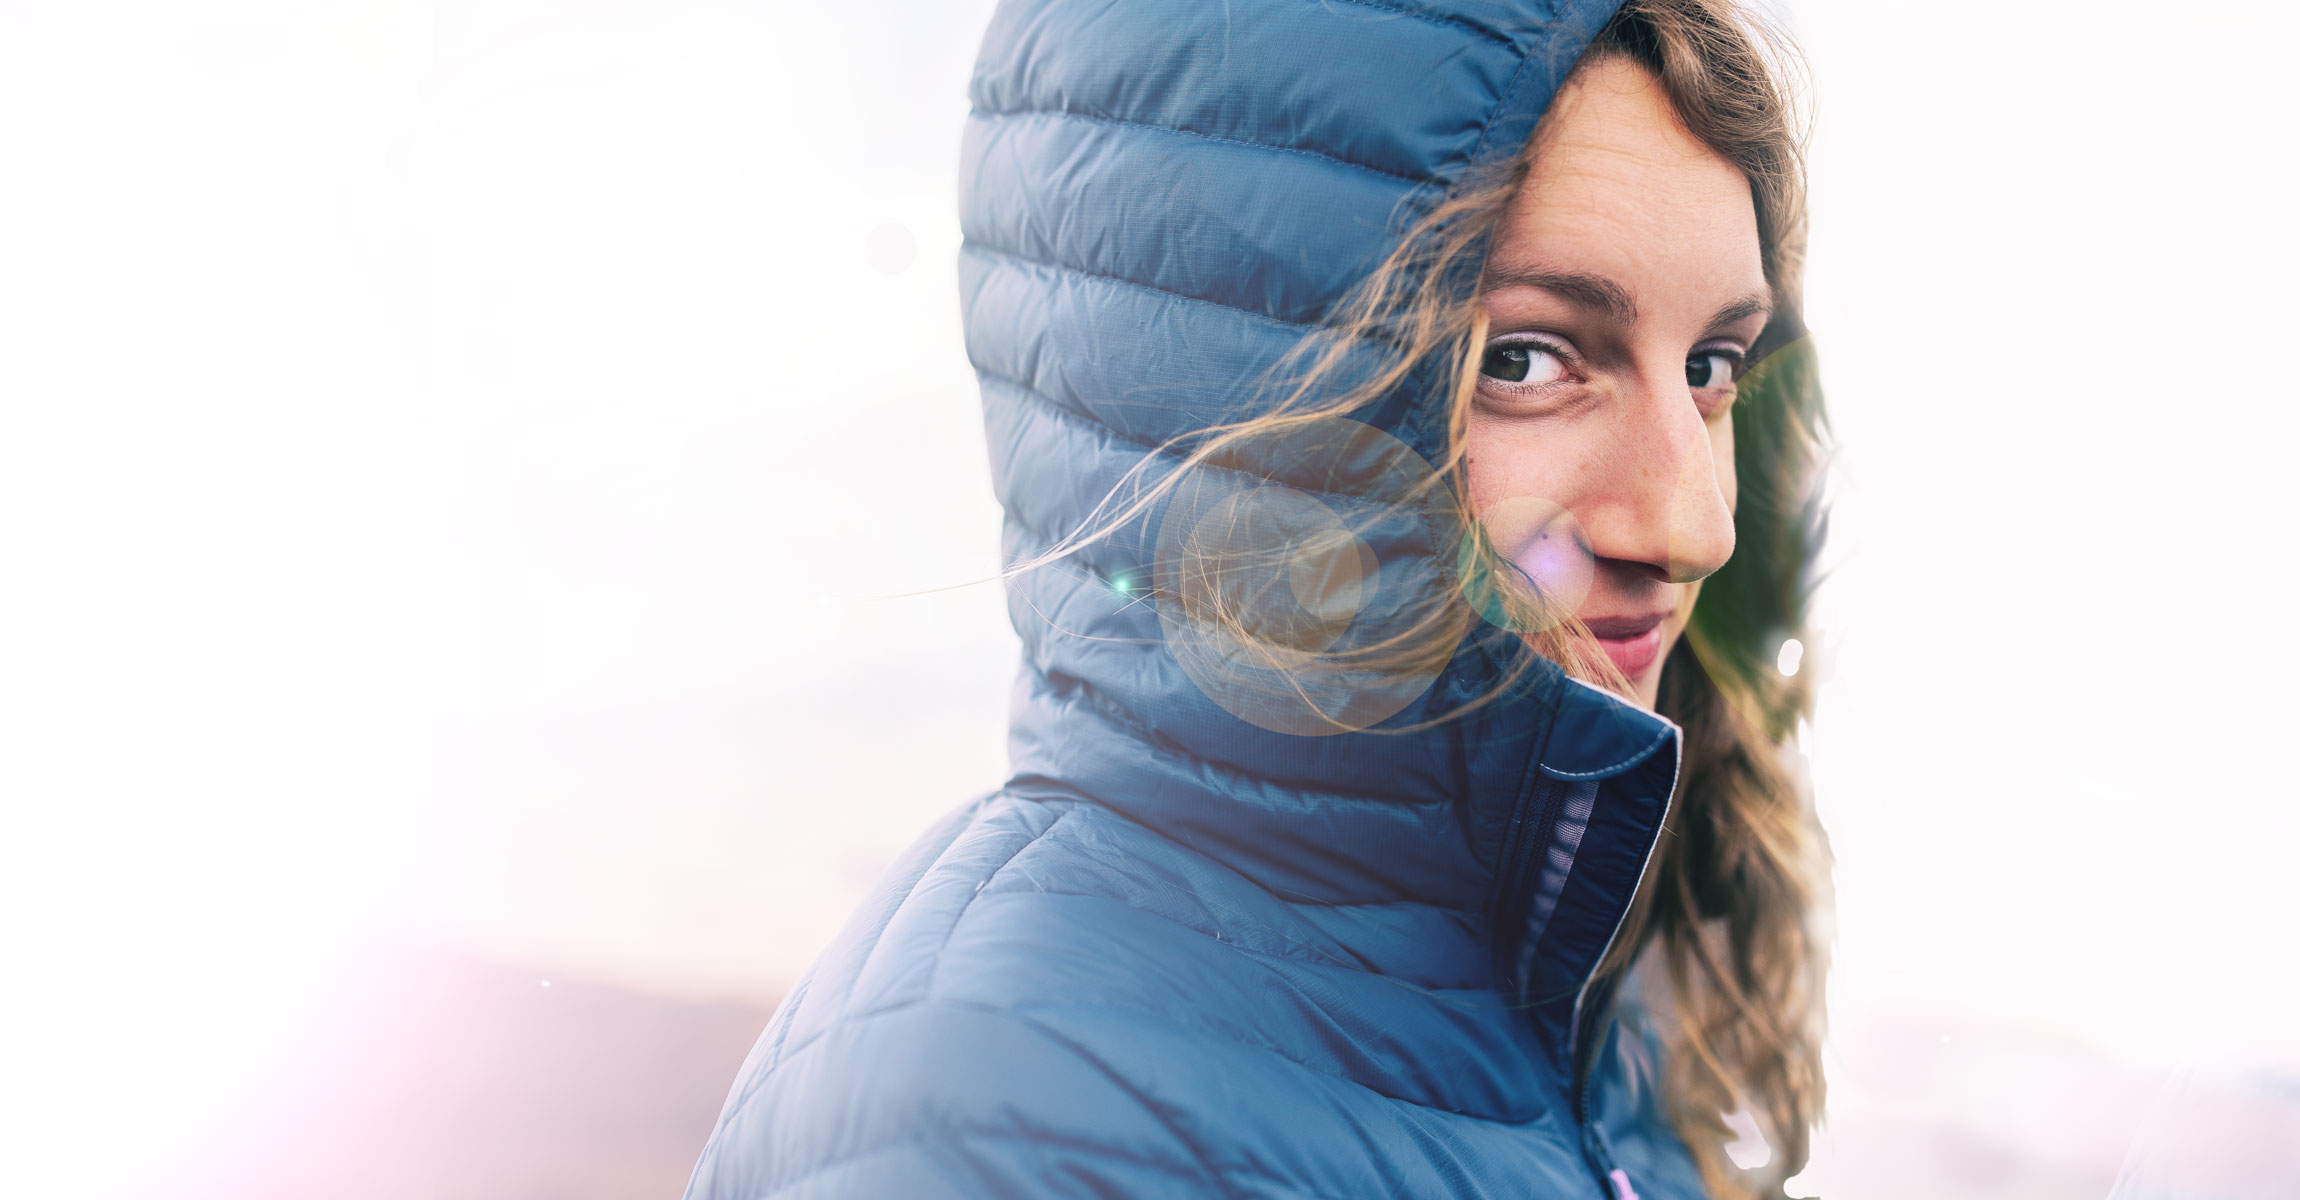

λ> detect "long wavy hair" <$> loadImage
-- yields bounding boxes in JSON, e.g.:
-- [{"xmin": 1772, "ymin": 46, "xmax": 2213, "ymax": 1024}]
[
  {"xmin": 1009, "ymin": 0, "xmax": 1829, "ymax": 1192},
  {"xmin": 1568, "ymin": 5, "xmax": 1830, "ymax": 1197}
]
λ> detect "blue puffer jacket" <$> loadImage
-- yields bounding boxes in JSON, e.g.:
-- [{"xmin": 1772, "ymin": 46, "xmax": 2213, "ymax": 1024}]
[{"xmin": 688, "ymin": 1, "xmax": 1712, "ymax": 1196}]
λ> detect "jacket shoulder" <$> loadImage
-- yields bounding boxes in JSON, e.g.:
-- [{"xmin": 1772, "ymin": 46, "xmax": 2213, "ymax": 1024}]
[
  {"xmin": 685, "ymin": 793, "xmax": 1592, "ymax": 1199},
  {"xmin": 685, "ymin": 793, "xmax": 1231, "ymax": 1198},
  {"xmin": 686, "ymin": 993, "xmax": 1225, "ymax": 1198}
]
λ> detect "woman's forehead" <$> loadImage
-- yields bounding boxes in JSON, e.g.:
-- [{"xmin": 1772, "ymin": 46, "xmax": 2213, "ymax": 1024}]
[{"xmin": 1494, "ymin": 59, "xmax": 1765, "ymax": 320}]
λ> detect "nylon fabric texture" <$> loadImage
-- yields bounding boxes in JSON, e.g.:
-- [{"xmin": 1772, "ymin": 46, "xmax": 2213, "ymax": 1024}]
[{"xmin": 685, "ymin": 1, "xmax": 1715, "ymax": 1196}]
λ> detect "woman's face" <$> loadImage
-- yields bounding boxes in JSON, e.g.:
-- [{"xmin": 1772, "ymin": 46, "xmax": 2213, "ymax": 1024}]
[{"xmin": 1467, "ymin": 55, "xmax": 1768, "ymax": 709}]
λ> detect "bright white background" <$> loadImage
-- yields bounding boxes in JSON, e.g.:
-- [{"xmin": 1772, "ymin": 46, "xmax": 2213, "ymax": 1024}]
[{"xmin": 3, "ymin": 1, "xmax": 2295, "ymax": 1196}]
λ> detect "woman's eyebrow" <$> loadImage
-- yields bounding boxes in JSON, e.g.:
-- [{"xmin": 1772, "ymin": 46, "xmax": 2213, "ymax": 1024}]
[
  {"xmin": 1707, "ymin": 291, "xmax": 1774, "ymax": 331},
  {"xmin": 1481, "ymin": 262, "xmax": 1766, "ymax": 335},
  {"xmin": 1480, "ymin": 264, "xmax": 1639, "ymax": 323},
  {"xmin": 1481, "ymin": 265, "xmax": 1774, "ymax": 335}
]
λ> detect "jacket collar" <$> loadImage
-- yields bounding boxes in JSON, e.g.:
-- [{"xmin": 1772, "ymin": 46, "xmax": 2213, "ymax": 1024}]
[{"xmin": 999, "ymin": 548, "xmax": 1679, "ymax": 1068}]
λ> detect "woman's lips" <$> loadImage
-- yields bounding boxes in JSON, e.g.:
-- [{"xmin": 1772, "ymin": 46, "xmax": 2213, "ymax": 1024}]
[{"xmin": 1583, "ymin": 614, "xmax": 1667, "ymax": 679}]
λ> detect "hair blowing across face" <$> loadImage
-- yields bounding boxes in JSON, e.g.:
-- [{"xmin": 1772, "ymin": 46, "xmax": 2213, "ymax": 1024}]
[
  {"xmin": 1011, "ymin": 1, "xmax": 1830, "ymax": 1192},
  {"xmin": 1338, "ymin": 1, "xmax": 1832, "ymax": 1189}
]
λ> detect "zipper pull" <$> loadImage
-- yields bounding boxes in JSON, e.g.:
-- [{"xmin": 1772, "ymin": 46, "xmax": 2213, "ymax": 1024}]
[{"xmin": 1607, "ymin": 1168, "xmax": 1640, "ymax": 1200}]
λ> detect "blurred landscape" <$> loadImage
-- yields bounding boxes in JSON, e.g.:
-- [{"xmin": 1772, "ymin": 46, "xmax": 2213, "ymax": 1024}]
[
  {"xmin": 6, "ymin": 0, "xmax": 2296, "ymax": 1197},
  {"xmin": 159, "ymin": 943, "xmax": 774, "ymax": 1200},
  {"xmin": 135, "ymin": 943, "xmax": 2300, "ymax": 1198}
]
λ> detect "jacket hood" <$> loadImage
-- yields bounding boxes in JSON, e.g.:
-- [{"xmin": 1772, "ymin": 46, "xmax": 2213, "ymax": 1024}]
[{"xmin": 957, "ymin": 0, "xmax": 1678, "ymax": 1065}]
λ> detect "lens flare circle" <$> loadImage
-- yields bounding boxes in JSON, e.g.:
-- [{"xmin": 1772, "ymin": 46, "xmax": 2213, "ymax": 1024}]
[{"xmin": 1153, "ymin": 417, "xmax": 1444, "ymax": 737}]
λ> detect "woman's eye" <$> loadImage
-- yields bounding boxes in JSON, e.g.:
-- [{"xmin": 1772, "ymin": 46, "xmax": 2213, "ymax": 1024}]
[
  {"xmin": 1686, "ymin": 351, "xmax": 1742, "ymax": 388},
  {"xmin": 1481, "ymin": 342, "xmax": 1569, "ymax": 385}
]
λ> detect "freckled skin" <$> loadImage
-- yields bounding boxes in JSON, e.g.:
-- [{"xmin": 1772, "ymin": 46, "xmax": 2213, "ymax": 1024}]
[{"xmin": 1468, "ymin": 56, "xmax": 1768, "ymax": 708}]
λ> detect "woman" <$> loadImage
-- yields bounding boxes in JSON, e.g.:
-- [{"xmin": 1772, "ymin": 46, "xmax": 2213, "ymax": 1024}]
[{"xmin": 689, "ymin": 0, "xmax": 1828, "ymax": 1196}]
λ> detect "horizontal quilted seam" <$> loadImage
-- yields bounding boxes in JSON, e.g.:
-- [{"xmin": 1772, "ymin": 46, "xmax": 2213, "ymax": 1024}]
[
  {"xmin": 1278, "ymin": 893, "xmax": 1483, "ymax": 911},
  {"xmin": 1306, "ymin": 0, "xmax": 1518, "ymax": 46},
  {"xmin": 978, "ymin": 369, "xmax": 1457, "ymax": 513},
  {"xmin": 757, "ymin": 1099, "xmax": 1226, "ymax": 1198},
  {"xmin": 974, "ymin": 837, "xmax": 1378, "ymax": 974},
  {"xmin": 960, "ymin": 242, "xmax": 1314, "ymax": 331},
  {"xmin": 997, "ymin": 997, "xmax": 1552, "ymax": 1127},
  {"xmin": 960, "ymin": 245, "xmax": 1455, "ymax": 462},
  {"xmin": 1001, "ymin": 988, "xmax": 1557, "ymax": 1127},
  {"xmin": 1016, "ymin": 663, "xmax": 1462, "ymax": 818},
  {"xmin": 757, "ymin": 993, "xmax": 1551, "ymax": 1132},
  {"xmin": 1035, "ymin": 813, "xmax": 1481, "ymax": 924},
  {"xmin": 970, "ymin": 107, "xmax": 1440, "ymax": 187},
  {"xmin": 742, "ymin": 997, "xmax": 1245, "ymax": 1199},
  {"xmin": 1006, "ymin": 1006, "xmax": 1248, "ymax": 1200},
  {"xmin": 955, "ymin": 879, "xmax": 1500, "ymax": 997},
  {"xmin": 975, "ymin": 368, "xmax": 1186, "ymax": 457}
]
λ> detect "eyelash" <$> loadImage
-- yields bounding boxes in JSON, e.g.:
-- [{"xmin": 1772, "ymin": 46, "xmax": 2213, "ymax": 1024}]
[
  {"xmin": 1691, "ymin": 348, "xmax": 1747, "ymax": 393},
  {"xmin": 1476, "ymin": 334, "xmax": 1751, "ymax": 397},
  {"xmin": 1477, "ymin": 334, "xmax": 1580, "ymax": 394}
]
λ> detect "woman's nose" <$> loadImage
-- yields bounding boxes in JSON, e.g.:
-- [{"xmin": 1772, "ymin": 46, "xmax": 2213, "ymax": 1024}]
[{"xmin": 1583, "ymin": 382, "xmax": 1735, "ymax": 584}]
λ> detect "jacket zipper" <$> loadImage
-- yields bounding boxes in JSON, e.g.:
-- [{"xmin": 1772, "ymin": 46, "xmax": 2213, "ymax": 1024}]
[
  {"xmin": 1563, "ymin": 726, "xmax": 1684, "ymax": 1200},
  {"xmin": 1575, "ymin": 994, "xmax": 1628, "ymax": 1198}
]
